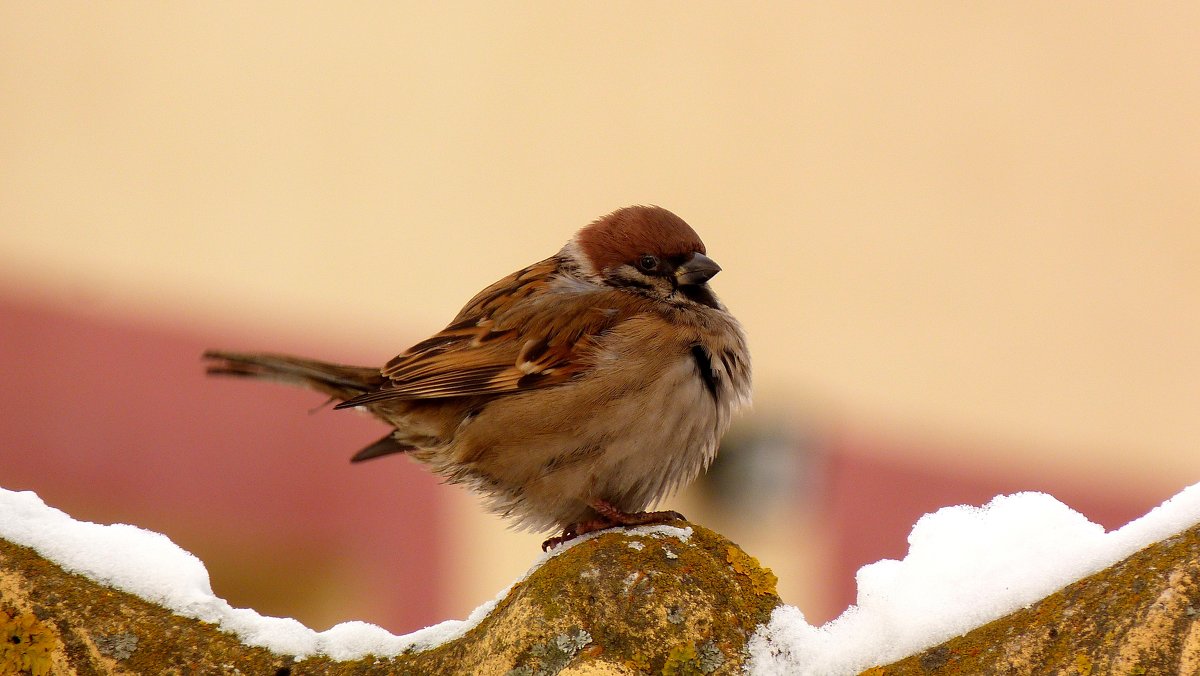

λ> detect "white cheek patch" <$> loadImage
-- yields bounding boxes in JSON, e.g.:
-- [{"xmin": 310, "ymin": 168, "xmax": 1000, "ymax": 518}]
[{"xmin": 558, "ymin": 237, "xmax": 599, "ymax": 279}]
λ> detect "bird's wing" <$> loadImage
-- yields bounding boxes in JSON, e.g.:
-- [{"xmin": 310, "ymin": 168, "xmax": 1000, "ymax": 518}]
[{"xmin": 335, "ymin": 258, "xmax": 640, "ymax": 407}]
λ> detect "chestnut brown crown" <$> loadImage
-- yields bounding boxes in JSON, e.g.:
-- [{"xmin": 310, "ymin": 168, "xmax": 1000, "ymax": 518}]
[{"xmin": 574, "ymin": 206, "xmax": 708, "ymax": 275}]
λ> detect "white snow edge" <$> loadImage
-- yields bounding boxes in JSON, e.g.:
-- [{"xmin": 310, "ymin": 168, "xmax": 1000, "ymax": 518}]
[
  {"xmin": 0, "ymin": 487, "xmax": 689, "ymax": 660},
  {"xmin": 746, "ymin": 482, "xmax": 1200, "ymax": 676},
  {"xmin": 5, "ymin": 482, "xmax": 1198, "ymax": 672}
]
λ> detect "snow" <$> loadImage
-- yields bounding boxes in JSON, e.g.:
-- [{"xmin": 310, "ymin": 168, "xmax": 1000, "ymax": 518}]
[
  {"xmin": 0, "ymin": 486, "xmax": 688, "ymax": 659},
  {"xmin": 4, "ymin": 481, "xmax": 1199, "ymax": 671},
  {"xmin": 746, "ymin": 483, "xmax": 1200, "ymax": 675}
]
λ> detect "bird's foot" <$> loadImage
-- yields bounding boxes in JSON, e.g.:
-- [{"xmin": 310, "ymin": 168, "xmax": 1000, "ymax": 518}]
[
  {"xmin": 590, "ymin": 499, "xmax": 686, "ymax": 527},
  {"xmin": 540, "ymin": 501, "xmax": 688, "ymax": 551},
  {"xmin": 541, "ymin": 531, "xmax": 575, "ymax": 552},
  {"xmin": 541, "ymin": 520, "xmax": 607, "ymax": 551},
  {"xmin": 540, "ymin": 499, "xmax": 691, "ymax": 552}
]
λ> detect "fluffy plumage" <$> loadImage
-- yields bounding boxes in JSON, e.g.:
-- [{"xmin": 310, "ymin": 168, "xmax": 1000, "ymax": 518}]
[{"xmin": 205, "ymin": 205, "xmax": 751, "ymax": 548}]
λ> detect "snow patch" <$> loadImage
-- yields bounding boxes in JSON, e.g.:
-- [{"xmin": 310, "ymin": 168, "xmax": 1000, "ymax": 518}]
[
  {"xmin": 7, "ymin": 480, "xmax": 1194, "ymax": 672},
  {"xmin": 0, "ymin": 488, "xmax": 693, "ymax": 660},
  {"xmin": 746, "ymin": 484, "xmax": 1200, "ymax": 675}
]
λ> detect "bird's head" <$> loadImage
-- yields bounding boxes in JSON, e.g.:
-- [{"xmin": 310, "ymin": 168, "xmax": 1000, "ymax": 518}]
[{"xmin": 565, "ymin": 205, "xmax": 722, "ymax": 305}]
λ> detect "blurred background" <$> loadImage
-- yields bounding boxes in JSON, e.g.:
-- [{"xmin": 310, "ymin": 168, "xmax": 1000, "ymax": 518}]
[{"xmin": 2, "ymin": 3, "xmax": 1197, "ymax": 633}]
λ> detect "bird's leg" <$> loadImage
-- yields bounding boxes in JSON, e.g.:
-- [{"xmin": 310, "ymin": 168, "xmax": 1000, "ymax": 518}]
[
  {"xmin": 589, "ymin": 499, "xmax": 686, "ymax": 527},
  {"xmin": 540, "ymin": 500, "xmax": 688, "ymax": 551}
]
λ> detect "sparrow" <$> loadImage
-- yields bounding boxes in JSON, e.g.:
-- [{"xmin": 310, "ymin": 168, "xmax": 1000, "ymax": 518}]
[{"xmin": 205, "ymin": 205, "xmax": 751, "ymax": 550}]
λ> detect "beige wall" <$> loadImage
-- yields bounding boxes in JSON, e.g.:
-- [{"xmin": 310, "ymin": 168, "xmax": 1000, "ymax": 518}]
[{"xmin": 3, "ymin": 2, "xmax": 1198, "ymax": 619}]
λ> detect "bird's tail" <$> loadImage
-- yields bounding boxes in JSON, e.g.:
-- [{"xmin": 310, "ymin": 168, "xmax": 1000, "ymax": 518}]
[{"xmin": 202, "ymin": 350, "xmax": 384, "ymax": 402}]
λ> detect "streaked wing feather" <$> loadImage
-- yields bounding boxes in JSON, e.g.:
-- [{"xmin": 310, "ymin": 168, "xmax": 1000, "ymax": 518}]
[{"xmin": 337, "ymin": 259, "xmax": 639, "ymax": 407}]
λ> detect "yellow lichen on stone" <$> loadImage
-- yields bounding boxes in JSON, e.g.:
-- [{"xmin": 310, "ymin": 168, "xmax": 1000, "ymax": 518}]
[
  {"xmin": 724, "ymin": 545, "xmax": 779, "ymax": 597},
  {"xmin": 661, "ymin": 641, "xmax": 699, "ymax": 675},
  {"xmin": 623, "ymin": 651, "xmax": 651, "ymax": 672},
  {"xmin": 1, "ymin": 609, "xmax": 59, "ymax": 676}
]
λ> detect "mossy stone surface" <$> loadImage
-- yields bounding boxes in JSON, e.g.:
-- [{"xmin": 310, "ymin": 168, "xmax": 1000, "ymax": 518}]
[
  {"xmin": 1, "ymin": 523, "xmax": 780, "ymax": 675},
  {"xmin": 872, "ymin": 524, "xmax": 1200, "ymax": 675}
]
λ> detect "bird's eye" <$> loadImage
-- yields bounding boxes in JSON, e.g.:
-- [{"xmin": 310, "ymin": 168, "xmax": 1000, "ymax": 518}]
[{"xmin": 637, "ymin": 255, "xmax": 660, "ymax": 272}]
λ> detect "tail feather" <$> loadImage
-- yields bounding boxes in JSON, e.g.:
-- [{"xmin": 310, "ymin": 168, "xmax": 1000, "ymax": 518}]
[
  {"xmin": 350, "ymin": 433, "xmax": 415, "ymax": 462},
  {"xmin": 203, "ymin": 350, "xmax": 384, "ymax": 402}
]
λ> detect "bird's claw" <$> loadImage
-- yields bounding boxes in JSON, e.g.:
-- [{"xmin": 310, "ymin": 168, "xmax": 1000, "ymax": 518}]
[{"xmin": 542, "ymin": 500, "xmax": 689, "ymax": 551}]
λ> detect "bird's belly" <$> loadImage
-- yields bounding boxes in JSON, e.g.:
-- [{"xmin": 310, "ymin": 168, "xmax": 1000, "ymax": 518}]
[{"xmin": 439, "ymin": 352, "xmax": 727, "ymax": 530}]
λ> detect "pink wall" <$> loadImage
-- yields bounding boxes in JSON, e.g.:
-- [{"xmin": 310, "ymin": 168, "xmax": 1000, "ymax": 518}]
[{"xmin": 0, "ymin": 294, "xmax": 445, "ymax": 633}]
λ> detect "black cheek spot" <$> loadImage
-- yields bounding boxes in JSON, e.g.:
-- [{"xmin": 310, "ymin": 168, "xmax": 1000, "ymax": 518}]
[
  {"xmin": 691, "ymin": 345, "xmax": 719, "ymax": 401},
  {"xmin": 680, "ymin": 284, "xmax": 721, "ymax": 308}
]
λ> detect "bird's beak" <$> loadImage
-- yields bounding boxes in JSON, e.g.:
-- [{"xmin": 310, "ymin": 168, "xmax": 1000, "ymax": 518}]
[{"xmin": 675, "ymin": 252, "xmax": 722, "ymax": 286}]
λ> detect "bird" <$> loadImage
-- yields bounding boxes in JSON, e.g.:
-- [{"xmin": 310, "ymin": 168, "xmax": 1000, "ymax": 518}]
[{"xmin": 204, "ymin": 205, "xmax": 751, "ymax": 550}]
